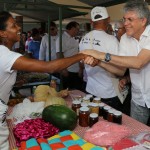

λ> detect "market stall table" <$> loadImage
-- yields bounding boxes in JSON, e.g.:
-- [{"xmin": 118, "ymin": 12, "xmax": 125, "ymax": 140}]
[{"xmin": 7, "ymin": 90, "xmax": 150, "ymax": 149}]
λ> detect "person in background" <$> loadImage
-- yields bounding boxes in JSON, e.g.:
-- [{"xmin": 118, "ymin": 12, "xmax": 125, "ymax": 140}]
[
  {"xmin": 79, "ymin": 6, "xmax": 122, "ymax": 110},
  {"xmin": 0, "ymin": 11, "xmax": 92, "ymax": 150},
  {"xmin": 25, "ymin": 30, "xmax": 32, "ymax": 52},
  {"xmin": 114, "ymin": 20, "xmax": 126, "ymax": 41},
  {"xmin": 81, "ymin": 0, "xmax": 150, "ymax": 125},
  {"xmin": 39, "ymin": 21, "xmax": 58, "ymax": 61},
  {"xmin": 28, "ymin": 28, "xmax": 41, "ymax": 59},
  {"xmin": 56, "ymin": 21, "xmax": 84, "ymax": 91}
]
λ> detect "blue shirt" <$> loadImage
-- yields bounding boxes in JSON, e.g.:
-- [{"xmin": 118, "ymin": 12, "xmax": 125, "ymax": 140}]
[{"xmin": 28, "ymin": 40, "xmax": 40, "ymax": 59}]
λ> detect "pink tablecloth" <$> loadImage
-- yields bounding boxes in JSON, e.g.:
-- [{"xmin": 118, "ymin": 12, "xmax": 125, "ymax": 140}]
[{"xmin": 7, "ymin": 90, "xmax": 150, "ymax": 150}]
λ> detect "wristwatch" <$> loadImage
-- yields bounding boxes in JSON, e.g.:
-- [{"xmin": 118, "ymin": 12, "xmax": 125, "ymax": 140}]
[{"xmin": 105, "ymin": 53, "xmax": 111, "ymax": 62}]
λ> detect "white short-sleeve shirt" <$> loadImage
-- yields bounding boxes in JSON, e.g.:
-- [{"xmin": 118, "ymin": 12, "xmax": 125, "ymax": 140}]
[
  {"xmin": 119, "ymin": 25, "xmax": 150, "ymax": 108},
  {"xmin": 39, "ymin": 34, "xmax": 58, "ymax": 61},
  {"xmin": 56, "ymin": 31, "xmax": 79, "ymax": 73},
  {"xmin": 79, "ymin": 30, "xmax": 119, "ymax": 98},
  {"xmin": 0, "ymin": 45, "xmax": 22, "ymax": 103}
]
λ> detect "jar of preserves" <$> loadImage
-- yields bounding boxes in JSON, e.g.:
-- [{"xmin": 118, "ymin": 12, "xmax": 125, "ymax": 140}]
[
  {"xmin": 79, "ymin": 106, "xmax": 90, "ymax": 127},
  {"xmin": 99, "ymin": 102, "xmax": 105, "ymax": 116},
  {"xmin": 85, "ymin": 94, "xmax": 93, "ymax": 102},
  {"xmin": 90, "ymin": 103, "xmax": 99, "ymax": 114},
  {"xmin": 113, "ymin": 111, "xmax": 122, "ymax": 124},
  {"xmin": 82, "ymin": 96, "xmax": 90, "ymax": 104},
  {"xmin": 93, "ymin": 97, "xmax": 101, "ymax": 103},
  {"xmin": 89, "ymin": 113, "xmax": 99, "ymax": 127},
  {"xmin": 103, "ymin": 105, "xmax": 111, "ymax": 120},
  {"xmin": 107, "ymin": 109, "xmax": 115, "ymax": 122},
  {"xmin": 72, "ymin": 100, "xmax": 81, "ymax": 116}
]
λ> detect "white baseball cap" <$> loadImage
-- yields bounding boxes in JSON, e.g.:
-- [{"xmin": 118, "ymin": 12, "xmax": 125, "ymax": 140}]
[{"xmin": 91, "ymin": 6, "xmax": 109, "ymax": 22}]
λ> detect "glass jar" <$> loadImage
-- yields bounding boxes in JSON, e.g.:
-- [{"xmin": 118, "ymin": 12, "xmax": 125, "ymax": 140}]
[
  {"xmin": 103, "ymin": 106, "xmax": 111, "ymax": 120},
  {"xmin": 79, "ymin": 106, "xmax": 90, "ymax": 127},
  {"xmin": 113, "ymin": 111, "xmax": 122, "ymax": 124},
  {"xmin": 93, "ymin": 97, "xmax": 101, "ymax": 103},
  {"xmin": 81, "ymin": 102, "xmax": 88, "ymax": 107},
  {"xmin": 90, "ymin": 103, "xmax": 99, "ymax": 114},
  {"xmin": 85, "ymin": 94, "xmax": 93, "ymax": 102},
  {"xmin": 89, "ymin": 113, "xmax": 99, "ymax": 127},
  {"xmin": 107, "ymin": 109, "xmax": 115, "ymax": 122},
  {"xmin": 72, "ymin": 100, "xmax": 81, "ymax": 116},
  {"xmin": 82, "ymin": 96, "xmax": 90, "ymax": 104},
  {"xmin": 99, "ymin": 102, "xmax": 105, "ymax": 116}
]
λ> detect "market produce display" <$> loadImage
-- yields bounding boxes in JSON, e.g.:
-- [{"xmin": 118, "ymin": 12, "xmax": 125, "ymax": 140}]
[
  {"xmin": 44, "ymin": 95, "xmax": 66, "ymax": 108},
  {"xmin": 42, "ymin": 104, "xmax": 78, "ymax": 131},
  {"xmin": 34, "ymin": 85, "xmax": 69, "ymax": 102}
]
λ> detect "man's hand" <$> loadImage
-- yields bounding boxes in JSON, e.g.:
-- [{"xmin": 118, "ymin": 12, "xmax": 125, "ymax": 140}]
[{"xmin": 83, "ymin": 56, "xmax": 100, "ymax": 67}]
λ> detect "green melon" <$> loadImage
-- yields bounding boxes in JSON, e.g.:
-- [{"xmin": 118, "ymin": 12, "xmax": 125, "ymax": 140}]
[{"xmin": 42, "ymin": 104, "xmax": 78, "ymax": 131}]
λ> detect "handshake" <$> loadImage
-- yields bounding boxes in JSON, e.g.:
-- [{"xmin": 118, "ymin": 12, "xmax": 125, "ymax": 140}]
[{"xmin": 80, "ymin": 49, "xmax": 105, "ymax": 67}]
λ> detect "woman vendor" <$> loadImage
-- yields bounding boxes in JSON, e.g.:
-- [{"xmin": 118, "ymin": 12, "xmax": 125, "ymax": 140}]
[{"xmin": 0, "ymin": 11, "xmax": 91, "ymax": 150}]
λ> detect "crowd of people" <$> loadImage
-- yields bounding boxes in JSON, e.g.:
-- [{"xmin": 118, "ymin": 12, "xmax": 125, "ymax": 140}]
[{"xmin": 0, "ymin": 0, "xmax": 150, "ymax": 149}]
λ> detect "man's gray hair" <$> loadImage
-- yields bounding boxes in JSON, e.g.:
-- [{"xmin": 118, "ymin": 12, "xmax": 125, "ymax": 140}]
[{"xmin": 123, "ymin": 0, "xmax": 150, "ymax": 25}]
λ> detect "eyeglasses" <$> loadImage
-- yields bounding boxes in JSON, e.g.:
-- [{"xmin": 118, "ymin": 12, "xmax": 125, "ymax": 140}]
[{"xmin": 122, "ymin": 17, "xmax": 142, "ymax": 23}]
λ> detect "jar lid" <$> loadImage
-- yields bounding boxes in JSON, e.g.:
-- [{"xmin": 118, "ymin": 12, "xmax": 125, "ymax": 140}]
[
  {"xmin": 88, "ymin": 102, "xmax": 93, "ymax": 106},
  {"xmin": 80, "ymin": 106, "xmax": 89, "ymax": 111},
  {"xmin": 91, "ymin": 103, "xmax": 99, "ymax": 107},
  {"xmin": 108, "ymin": 108, "xmax": 115, "ymax": 114},
  {"xmin": 81, "ymin": 102, "xmax": 88, "ymax": 107},
  {"xmin": 94, "ymin": 97, "xmax": 101, "ymax": 101},
  {"xmin": 72, "ymin": 100, "xmax": 81, "ymax": 105},
  {"xmin": 90, "ymin": 113, "xmax": 98, "ymax": 118},
  {"xmin": 99, "ymin": 103, "xmax": 105, "ymax": 107},
  {"xmin": 86, "ymin": 94, "xmax": 93, "ymax": 98},
  {"xmin": 104, "ymin": 105, "xmax": 111, "ymax": 110},
  {"xmin": 113, "ymin": 111, "xmax": 122, "ymax": 116},
  {"xmin": 83, "ymin": 96, "xmax": 89, "ymax": 100}
]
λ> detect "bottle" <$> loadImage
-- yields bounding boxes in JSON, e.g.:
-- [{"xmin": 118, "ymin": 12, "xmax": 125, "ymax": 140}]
[
  {"xmin": 79, "ymin": 106, "xmax": 90, "ymax": 127},
  {"xmin": 81, "ymin": 102, "xmax": 88, "ymax": 107},
  {"xmin": 113, "ymin": 111, "xmax": 122, "ymax": 124},
  {"xmin": 99, "ymin": 102, "xmax": 105, "ymax": 116},
  {"xmin": 89, "ymin": 113, "xmax": 99, "ymax": 127},
  {"xmin": 72, "ymin": 100, "xmax": 81, "ymax": 116},
  {"xmin": 103, "ymin": 106, "xmax": 111, "ymax": 120}
]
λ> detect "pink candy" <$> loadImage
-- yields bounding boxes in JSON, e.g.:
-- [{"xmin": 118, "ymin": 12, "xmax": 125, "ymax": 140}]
[{"xmin": 13, "ymin": 118, "xmax": 59, "ymax": 147}]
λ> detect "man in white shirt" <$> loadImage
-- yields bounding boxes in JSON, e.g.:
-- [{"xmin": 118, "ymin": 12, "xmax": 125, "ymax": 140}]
[
  {"xmin": 39, "ymin": 22, "xmax": 58, "ymax": 61},
  {"xmin": 79, "ymin": 6, "xmax": 122, "ymax": 111},
  {"xmin": 81, "ymin": 1, "xmax": 150, "ymax": 125},
  {"xmin": 56, "ymin": 21, "xmax": 83, "ymax": 90}
]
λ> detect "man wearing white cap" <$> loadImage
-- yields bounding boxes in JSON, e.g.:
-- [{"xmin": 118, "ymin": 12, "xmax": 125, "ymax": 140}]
[{"xmin": 79, "ymin": 6, "xmax": 123, "ymax": 110}]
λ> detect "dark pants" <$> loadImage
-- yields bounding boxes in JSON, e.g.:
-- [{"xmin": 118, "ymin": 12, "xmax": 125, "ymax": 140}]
[
  {"xmin": 101, "ymin": 96, "xmax": 123, "ymax": 111},
  {"xmin": 62, "ymin": 72, "xmax": 84, "ymax": 91}
]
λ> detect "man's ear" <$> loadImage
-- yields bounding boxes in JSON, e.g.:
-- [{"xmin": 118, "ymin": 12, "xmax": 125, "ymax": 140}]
[{"xmin": 0, "ymin": 31, "xmax": 7, "ymax": 38}]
